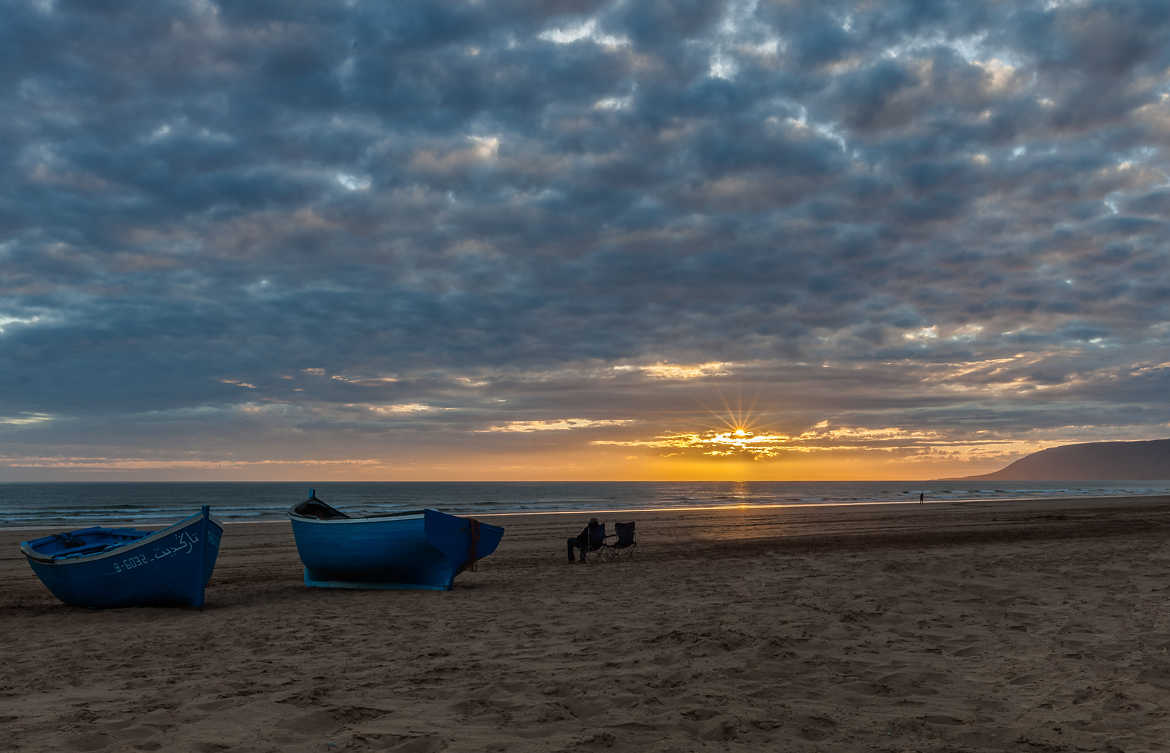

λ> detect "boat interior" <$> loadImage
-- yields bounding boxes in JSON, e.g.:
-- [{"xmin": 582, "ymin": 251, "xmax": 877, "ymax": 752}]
[
  {"xmin": 291, "ymin": 496, "xmax": 351, "ymax": 520},
  {"xmin": 26, "ymin": 527, "xmax": 149, "ymax": 559}
]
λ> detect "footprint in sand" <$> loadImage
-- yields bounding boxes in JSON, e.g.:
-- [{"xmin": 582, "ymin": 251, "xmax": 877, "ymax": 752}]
[
  {"xmin": 63, "ymin": 732, "xmax": 113, "ymax": 752},
  {"xmin": 283, "ymin": 709, "xmax": 343, "ymax": 734},
  {"xmin": 787, "ymin": 714, "xmax": 839, "ymax": 742},
  {"xmin": 699, "ymin": 717, "xmax": 741, "ymax": 741},
  {"xmin": 384, "ymin": 735, "xmax": 447, "ymax": 753}
]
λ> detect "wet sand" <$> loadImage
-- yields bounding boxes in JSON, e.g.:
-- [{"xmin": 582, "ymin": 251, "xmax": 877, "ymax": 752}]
[{"xmin": 3, "ymin": 496, "xmax": 1170, "ymax": 752}]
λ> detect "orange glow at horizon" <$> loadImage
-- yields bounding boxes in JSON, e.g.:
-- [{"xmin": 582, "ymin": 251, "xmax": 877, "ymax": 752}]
[
  {"xmin": 0, "ymin": 444, "xmax": 1017, "ymax": 482},
  {"xmin": 1, "ymin": 400, "xmax": 1074, "ymax": 482}
]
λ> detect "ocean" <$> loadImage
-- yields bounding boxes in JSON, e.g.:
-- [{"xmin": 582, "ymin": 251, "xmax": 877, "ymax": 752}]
[{"xmin": 2, "ymin": 480, "xmax": 1170, "ymax": 528}]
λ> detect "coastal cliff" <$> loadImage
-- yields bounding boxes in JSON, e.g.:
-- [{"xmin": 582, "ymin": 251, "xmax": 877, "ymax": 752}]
[{"xmin": 962, "ymin": 439, "xmax": 1170, "ymax": 480}]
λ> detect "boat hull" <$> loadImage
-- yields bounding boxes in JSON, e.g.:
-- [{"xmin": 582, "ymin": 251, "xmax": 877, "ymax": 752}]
[
  {"xmin": 21, "ymin": 508, "xmax": 223, "ymax": 608},
  {"xmin": 289, "ymin": 508, "xmax": 503, "ymax": 590}
]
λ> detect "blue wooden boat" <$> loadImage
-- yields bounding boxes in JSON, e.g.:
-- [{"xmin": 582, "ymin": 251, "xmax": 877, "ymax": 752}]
[
  {"xmin": 20, "ymin": 506, "xmax": 223, "ymax": 608},
  {"xmin": 288, "ymin": 491, "xmax": 504, "ymax": 590}
]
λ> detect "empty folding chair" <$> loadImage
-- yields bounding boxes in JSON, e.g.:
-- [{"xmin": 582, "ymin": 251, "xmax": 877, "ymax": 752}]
[{"xmin": 604, "ymin": 520, "xmax": 637, "ymax": 560}]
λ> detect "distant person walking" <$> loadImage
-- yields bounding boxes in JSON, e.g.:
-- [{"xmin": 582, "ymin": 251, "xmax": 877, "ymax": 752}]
[{"xmin": 919, "ymin": 492, "xmax": 924, "ymax": 503}]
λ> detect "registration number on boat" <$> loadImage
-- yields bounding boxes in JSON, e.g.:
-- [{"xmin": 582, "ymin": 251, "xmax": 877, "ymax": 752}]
[{"xmin": 112, "ymin": 554, "xmax": 150, "ymax": 573}]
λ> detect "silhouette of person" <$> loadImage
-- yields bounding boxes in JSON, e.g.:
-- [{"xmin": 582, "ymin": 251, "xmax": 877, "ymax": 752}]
[
  {"xmin": 919, "ymin": 492, "xmax": 925, "ymax": 503},
  {"xmin": 566, "ymin": 518, "xmax": 604, "ymax": 562}
]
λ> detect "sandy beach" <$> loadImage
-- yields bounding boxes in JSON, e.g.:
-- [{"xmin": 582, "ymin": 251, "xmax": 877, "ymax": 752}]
[{"xmin": 4, "ymin": 497, "xmax": 1170, "ymax": 752}]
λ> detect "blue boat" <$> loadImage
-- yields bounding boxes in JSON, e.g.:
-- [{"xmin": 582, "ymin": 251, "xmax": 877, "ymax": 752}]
[
  {"xmin": 20, "ymin": 506, "xmax": 223, "ymax": 609},
  {"xmin": 288, "ymin": 492, "xmax": 504, "ymax": 590}
]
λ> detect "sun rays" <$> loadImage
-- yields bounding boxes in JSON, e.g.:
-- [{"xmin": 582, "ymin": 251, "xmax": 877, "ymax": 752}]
[
  {"xmin": 706, "ymin": 390, "xmax": 762, "ymax": 437},
  {"xmin": 589, "ymin": 390, "xmax": 794, "ymax": 459}
]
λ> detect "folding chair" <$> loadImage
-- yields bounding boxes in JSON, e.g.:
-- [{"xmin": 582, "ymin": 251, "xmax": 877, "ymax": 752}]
[{"xmin": 605, "ymin": 520, "xmax": 637, "ymax": 560}]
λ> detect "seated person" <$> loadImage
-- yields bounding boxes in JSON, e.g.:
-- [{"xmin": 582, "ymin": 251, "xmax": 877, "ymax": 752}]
[{"xmin": 566, "ymin": 518, "xmax": 604, "ymax": 562}]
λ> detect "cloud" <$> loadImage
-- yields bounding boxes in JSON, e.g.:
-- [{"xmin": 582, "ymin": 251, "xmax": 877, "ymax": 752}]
[
  {"xmin": 350, "ymin": 403, "xmax": 441, "ymax": 415},
  {"xmin": 478, "ymin": 419, "xmax": 634, "ymax": 433},
  {"xmin": 0, "ymin": 412, "xmax": 55, "ymax": 426},
  {"xmin": 330, "ymin": 374, "xmax": 399, "ymax": 386},
  {"xmin": 612, "ymin": 361, "xmax": 734, "ymax": 379},
  {"xmin": 592, "ymin": 420, "xmax": 945, "ymax": 459},
  {"xmin": 2, "ymin": 0, "xmax": 1169, "ymax": 479},
  {"xmin": 0, "ymin": 455, "xmax": 385, "ymax": 471}
]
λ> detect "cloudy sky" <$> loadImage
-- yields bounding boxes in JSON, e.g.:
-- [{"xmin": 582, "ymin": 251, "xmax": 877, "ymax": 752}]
[{"xmin": 2, "ymin": 0, "xmax": 1169, "ymax": 481}]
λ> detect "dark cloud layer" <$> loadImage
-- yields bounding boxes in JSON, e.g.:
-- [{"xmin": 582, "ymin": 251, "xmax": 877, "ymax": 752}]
[{"xmin": 2, "ymin": 0, "xmax": 1169, "ymax": 479}]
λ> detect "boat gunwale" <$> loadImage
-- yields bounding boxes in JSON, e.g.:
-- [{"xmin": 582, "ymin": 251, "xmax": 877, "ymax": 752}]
[
  {"xmin": 287, "ymin": 508, "xmax": 428, "ymax": 524},
  {"xmin": 20, "ymin": 510, "xmax": 223, "ymax": 566},
  {"xmin": 287, "ymin": 507, "xmax": 504, "ymax": 535}
]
